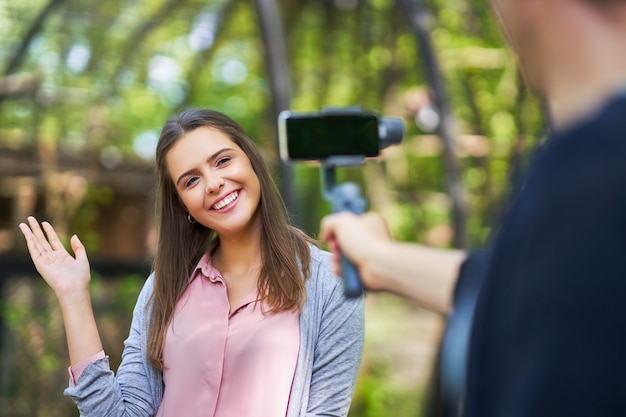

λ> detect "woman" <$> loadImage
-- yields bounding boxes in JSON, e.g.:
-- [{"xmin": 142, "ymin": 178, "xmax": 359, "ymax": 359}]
[{"xmin": 19, "ymin": 109, "xmax": 364, "ymax": 416}]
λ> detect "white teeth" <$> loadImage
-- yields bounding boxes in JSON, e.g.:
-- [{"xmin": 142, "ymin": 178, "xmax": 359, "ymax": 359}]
[{"xmin": 212, "ymin": 191, "xmax": 238, "ymax": 210}]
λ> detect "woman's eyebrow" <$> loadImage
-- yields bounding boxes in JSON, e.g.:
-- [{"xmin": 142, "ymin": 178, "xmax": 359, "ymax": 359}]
[{"xmin": 175, "ymin": 147, "xmax": 235, "ymax": 186}]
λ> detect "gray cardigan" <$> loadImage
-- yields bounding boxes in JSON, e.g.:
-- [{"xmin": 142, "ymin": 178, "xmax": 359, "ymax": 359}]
[{"xmin": 65, "ymin": 246, "xmax": 364, "ymax": 416}]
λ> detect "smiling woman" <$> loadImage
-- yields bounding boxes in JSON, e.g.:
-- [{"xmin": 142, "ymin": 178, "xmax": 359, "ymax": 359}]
[{"xmin": 18, "ymin": 109, "xmax": 364, "ymax": 417}]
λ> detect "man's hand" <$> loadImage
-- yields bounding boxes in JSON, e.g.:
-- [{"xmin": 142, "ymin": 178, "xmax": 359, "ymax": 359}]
[
  {"xmin": 319, "ymin": 212, "xmax": 392, "ymax": 290},
  {"xmin": 321, "ymin": 211, "xmax": 465, "ymax": 313}
]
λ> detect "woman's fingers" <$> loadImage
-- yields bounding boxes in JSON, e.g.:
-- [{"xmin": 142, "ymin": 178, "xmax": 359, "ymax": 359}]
[
  {"xmin": 26, "ymin": 216, "xmax": 53, "ymax": 253},
  {"xmin": 18, "ymin": 222, "xmax": 42, "ymax": 258},
  {"xmin": 19, "ymin": 217, "xmax": 75, "ymax": 267},
  {"xmin": 18, "ymin": 217, "xmax": 92, "ymax": 302},
  {"xmin": 42, "ymin": 221, "xmax": 65, "ymax": 252},
  {"xmin": 20, "ymin": 217, "xmax": 87, "ymax": 264},
  {"xmin": 70, "ymin": 234, "xmax": 87, "ymax": 263},
  {"xmin": 19, "ymin": 220, "xmax": 51, "ymax": 260}
]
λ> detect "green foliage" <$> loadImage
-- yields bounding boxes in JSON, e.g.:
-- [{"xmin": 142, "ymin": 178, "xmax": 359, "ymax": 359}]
[
  {"xmin": 71, "ymin": 185, "xmax": 115, "ymax": 252},
  {"xmin": 113, "ymin": 273, "xmax": 146, "ymax": 312},
  {"xmin": 0, "ymin": 274, "xmax": 144, "ymax": 416},
  {"xmin": 0, "ymin": 278, "xmax": 79, "ymax": 416},
  {"xmin": 1, "ymin": 0, "xmax": 547, "ymax": 415},
  {"xmin": 350, "ymin": 357, "xmax": 424, "ymax": 417}
]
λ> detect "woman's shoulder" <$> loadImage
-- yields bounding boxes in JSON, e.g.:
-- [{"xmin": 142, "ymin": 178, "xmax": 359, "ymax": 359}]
[
  {"xmin": 307, "ymin": 243, "xmax": 331, "ymax": 265},
  {"xmin": 135, "ymin": 272, "xmax": 156, "ymax": 308},
  {"xmin": 302, "ymin": 243, "xmax": 364, "ymax": 322},
  {"xmin": 142, "ymin": 272, "xmax": 156, "ymax": 292},
  {"xmin": 305, "ymin": 244, "xmax": 343, "ymax": 294},
  {"xmin": 307, "ymin": 244, "xmax": 334, "ymax": 274}
]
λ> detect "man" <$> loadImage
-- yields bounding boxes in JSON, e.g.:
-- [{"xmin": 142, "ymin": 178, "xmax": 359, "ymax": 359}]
[{"xmin": 320, "ymin": 0, "xmax": 626, "ymax": 415}]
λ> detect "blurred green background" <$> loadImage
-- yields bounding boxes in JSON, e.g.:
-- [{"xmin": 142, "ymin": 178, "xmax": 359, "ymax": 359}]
[{"xmin": 0, "ymin": 0, "xmax": 545, "ymax": 415}]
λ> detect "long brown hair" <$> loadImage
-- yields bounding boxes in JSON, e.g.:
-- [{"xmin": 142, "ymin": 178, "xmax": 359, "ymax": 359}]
[{"xmin": 148, "ymin": 109, "xmax": 315, "ymax": 370}]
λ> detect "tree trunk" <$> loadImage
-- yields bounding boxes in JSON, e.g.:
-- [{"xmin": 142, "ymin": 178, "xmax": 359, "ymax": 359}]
[{"xmin": 397, "ymin": 0, "xmax": 467, "ymax": 248}]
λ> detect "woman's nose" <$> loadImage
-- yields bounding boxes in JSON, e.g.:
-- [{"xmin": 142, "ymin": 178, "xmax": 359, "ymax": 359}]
[{"xmin": 205, "ymin": 175, "xmax": 224, "ymax": 194}]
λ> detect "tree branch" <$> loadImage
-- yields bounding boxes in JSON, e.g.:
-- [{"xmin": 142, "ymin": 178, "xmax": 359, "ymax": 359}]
[
  {"xmin": 4, "ymin": 0, "xmax": 66, "ymax": 76},
  {"xmin": 253, "ymin": 0, "xmax": 297, "ymax": 220},
  {"xmin": 397, "ymin": 0, "xmax": 468, "ymax": 249}
]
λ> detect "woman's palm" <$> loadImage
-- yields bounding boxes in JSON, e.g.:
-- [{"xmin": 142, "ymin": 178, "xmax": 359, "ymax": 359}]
[{"xmin": 19, "ymin": 217, "xmax": 90, "ymax": 299}]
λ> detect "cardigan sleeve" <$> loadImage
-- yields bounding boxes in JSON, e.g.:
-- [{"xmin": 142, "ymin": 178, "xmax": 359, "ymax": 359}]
[
  {"xmin": 63, "ymin": 274, "xmax": 161, "ymax": 417},
  {"xmin": 68, "ymin": 350, "xmax": 106, "ymax": 385},
  {"xmin": 305, "ymin": 249, "xmax": 365, "ymax": 416}
]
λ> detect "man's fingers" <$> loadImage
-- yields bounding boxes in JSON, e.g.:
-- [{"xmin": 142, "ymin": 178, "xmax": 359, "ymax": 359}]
[
  {"xmin": 320, "ymin": 215, "xmax": 358, "ymax": 278},
  {"xmin": 318, "ymin": 215, "xmax": 335, "ymax": 243},
  {"xmin": 328, "ymin": 238, "xmax": 340, "ymax": 257},
  {"xmin": 319, "ymin": 212, "xmax": 354, "ymax": 243},
  {"xmin": 361, "ymin": 212, "xmax": 389, "ymax": 233},
  {"xmin": 330, "ymin": 244, "xmax": 342, "ymax": 277}
]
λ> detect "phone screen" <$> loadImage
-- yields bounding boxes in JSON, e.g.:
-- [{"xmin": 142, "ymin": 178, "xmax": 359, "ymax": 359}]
[{"xmin": 279, "ymin": 111, "xmax": 380, "ymax": 161}]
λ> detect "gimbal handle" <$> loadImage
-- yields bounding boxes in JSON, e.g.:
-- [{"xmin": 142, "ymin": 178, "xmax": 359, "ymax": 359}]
[{"xmin": 322, "ymin": 159, "xmax": 366, "ymax": 298}]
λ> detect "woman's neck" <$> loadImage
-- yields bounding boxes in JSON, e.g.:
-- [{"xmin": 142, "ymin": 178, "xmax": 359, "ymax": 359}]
[{"xmin": 212, "ymin": 224, "xmax": 263, "ymax": 279}]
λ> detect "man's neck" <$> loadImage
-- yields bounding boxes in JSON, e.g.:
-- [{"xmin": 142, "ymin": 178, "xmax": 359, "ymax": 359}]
[
  {"xmin": 548, "ymin": 74, "xmax": 626, "ymax": 132},
  {"xmin": 545, "ymin": 24, "xmax": 626, "ymax": 131}
]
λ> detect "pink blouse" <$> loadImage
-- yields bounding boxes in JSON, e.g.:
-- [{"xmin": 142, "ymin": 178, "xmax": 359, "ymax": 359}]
[{"xmin": 156, "ymin": 253, "xmax": 300, "ymax": 417}]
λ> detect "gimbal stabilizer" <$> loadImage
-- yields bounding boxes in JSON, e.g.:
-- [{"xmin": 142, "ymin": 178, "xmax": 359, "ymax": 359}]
[{"xmin": 278, "ymin": 106, "xmax": 404, "ymax": 297}]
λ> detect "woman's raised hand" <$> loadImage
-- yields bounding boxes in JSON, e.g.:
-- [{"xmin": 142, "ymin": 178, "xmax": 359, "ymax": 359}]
[
  {"xmin": 19, "ymin": 216, "xmax": 103, "ymax": 364},
  {"xmin": 18, "ymin": 216, "xmax": 91, "ymax": 304}
]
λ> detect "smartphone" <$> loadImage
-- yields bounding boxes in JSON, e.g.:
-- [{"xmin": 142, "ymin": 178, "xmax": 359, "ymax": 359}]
[{"xmin": 278, "ymin": 110, "xmax": 381, "ymax": 162}]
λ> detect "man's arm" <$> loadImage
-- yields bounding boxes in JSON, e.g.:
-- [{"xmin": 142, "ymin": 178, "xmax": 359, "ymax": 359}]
[{"xmin": 320, "ymin": 212, "xmax": 466, "ymax": 315}]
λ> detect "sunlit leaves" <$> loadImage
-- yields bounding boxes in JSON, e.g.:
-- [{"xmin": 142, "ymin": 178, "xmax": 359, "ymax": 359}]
[{"xmin": 0, "ymin": 0, "xmax": 544, "ymax": 248}]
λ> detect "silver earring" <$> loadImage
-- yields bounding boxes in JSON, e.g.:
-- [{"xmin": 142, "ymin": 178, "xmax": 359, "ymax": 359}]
[{"xmin": 187, "ymin": 214, "xmax": 196, "ymax": 224}]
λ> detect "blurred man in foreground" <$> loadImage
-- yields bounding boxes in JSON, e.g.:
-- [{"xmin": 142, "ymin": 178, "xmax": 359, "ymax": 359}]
[{"xmin": 321, "ymin": 0, "xmax": 626, "ymax": 415}]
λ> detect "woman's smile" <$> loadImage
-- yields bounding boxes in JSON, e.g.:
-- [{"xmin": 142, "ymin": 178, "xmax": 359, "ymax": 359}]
[{"xmin": 211, "ymin": 190, "xmax": 240, "ymax": 211}]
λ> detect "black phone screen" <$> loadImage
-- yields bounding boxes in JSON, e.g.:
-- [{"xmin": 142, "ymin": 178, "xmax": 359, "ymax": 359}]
[{"xmin": 279, "ymin": 112, "xmax": 380, "ymax": 161}]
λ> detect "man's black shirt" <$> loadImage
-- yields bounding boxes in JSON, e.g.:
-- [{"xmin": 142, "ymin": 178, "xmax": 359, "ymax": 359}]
[{"xmin": 459, "ymin": 95, "xmax": 626, "ymax": 417}]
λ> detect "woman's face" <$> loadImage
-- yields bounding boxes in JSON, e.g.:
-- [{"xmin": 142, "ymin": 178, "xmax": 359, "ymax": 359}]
[{"xmin": 166, "ymin": 126, "xmax": 261, "ymax": 238}]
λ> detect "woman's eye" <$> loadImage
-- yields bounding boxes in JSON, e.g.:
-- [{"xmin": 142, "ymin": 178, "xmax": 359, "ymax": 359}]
[
  {"xmin": 185, "ymin": 177, "xmax": 199, "ymax": 188},
  {"xmin": 216, "ymin": 156, "xmax": 231, "ymax": 166}
]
